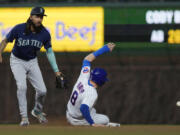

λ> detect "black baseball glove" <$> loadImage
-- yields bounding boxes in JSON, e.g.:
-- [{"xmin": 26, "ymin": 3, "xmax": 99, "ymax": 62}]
[{"xmin": 56, "ymin": 74, "xmax": 68, "ymax": 89}]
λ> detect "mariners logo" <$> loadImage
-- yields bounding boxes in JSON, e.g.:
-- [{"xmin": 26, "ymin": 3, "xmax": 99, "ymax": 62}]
[{"xmin": 83, "ymin": 67, "xmax": 89, "ymax": 73}]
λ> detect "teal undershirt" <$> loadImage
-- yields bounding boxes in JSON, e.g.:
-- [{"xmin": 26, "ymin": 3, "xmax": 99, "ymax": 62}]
[{"xmin": 46, "ymin": 47, "xmax": 59, "ymax": 73}]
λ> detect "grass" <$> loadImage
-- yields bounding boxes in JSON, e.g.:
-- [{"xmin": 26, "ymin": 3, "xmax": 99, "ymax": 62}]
[{"xmin": 0, "ymin": 125, "xmax": 180, "ymax": 135}]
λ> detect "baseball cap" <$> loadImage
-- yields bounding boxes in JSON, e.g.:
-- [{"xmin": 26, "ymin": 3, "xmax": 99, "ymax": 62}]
[{"xmin": 30, "ymin": 7, "xmax": 47, "ymax": 16}]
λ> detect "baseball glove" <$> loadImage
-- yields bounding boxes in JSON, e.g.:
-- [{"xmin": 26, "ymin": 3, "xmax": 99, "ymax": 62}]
[{"xmin": 56, "ymin": 73, "xmax": 68, "ymax": 89}]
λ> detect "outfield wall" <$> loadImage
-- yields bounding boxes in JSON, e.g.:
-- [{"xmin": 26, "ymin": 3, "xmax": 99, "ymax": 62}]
[{"xmin": 0, "ymin": 54, "xmax": 180, "ymax": 124}]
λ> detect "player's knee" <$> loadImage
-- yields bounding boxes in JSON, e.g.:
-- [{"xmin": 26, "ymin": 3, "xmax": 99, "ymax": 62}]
[
  {"xmin": 36, "ymin": 86, "xmax": 47, "ymax": 95},
  {"xmin": 17, "ymin": 83, "xmax": 27, "ymax": 91},
  {"xmin": 41, "ymin": 87, "xmax": 47, "ymax": 95},
  {"xmin": 36, "ymin": 90, "xmax": 46, "ymax": 96},
  {"xmin": 102, "ymin": 115, "xmax": 110, "ymax": 125},
  {"xmin": 98, "ymin": 115, "xmax": 109, "ymax": 125},
  {"xmin": 41, "ymin": 91, "xmax": 47, "ymax": 96},
  {"xmin": 94, "ymin": 114, "xmax": 110, "ymax": 125},
  {"xmin": 37, "ymin": 89, "xmax": 47, "ymax": 96}
]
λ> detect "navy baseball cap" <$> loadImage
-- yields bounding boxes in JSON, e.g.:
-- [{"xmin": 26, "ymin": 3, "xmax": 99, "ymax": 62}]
[{"xmin": 30, "ymin": 7, "xmax": 47, "ymax": 16}]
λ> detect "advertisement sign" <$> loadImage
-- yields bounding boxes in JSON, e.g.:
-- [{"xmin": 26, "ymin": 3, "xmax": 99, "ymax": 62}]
[{"xmin": 0, "ymin": 7, "xmax": 104, "ymax": 52}]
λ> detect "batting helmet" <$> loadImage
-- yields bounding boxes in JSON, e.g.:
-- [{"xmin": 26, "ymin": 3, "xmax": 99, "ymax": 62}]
[{"xmin": 90, "ymin": 68, "xmax": 108, "ymax": 86}]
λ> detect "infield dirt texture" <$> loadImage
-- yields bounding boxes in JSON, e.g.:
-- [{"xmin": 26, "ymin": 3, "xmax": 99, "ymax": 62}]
[
  {"xmin": 0, "ymin": 118, "xmax": 179, "ymax": 135},
  {"xmin": 0, "ymin": 125, "xmax": 180, "ymax": 135}
]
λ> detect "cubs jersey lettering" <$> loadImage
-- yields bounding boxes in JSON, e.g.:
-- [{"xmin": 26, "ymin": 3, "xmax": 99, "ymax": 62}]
[
  {"xmin": 67, "ymin": 61, "xmax": 98, "ymax": 119},
  {"xmin": 6, "ymin": 23, "xmax": 51, "ymax": 61}
]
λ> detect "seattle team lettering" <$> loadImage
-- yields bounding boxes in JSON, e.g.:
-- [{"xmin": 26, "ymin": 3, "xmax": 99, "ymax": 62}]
[
  {"xmin": 17, "ymin": 38, "xmax": 43, "ymax": 48},
  {"xmin": 70, "ymin": 82, "xmax": 84, "ymax": 106}
]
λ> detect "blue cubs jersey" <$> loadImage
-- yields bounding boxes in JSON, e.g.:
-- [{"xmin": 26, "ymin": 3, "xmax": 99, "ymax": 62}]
[{"xmin": 6, "ymin": 23, "xmax": 51, "ymax": 61}]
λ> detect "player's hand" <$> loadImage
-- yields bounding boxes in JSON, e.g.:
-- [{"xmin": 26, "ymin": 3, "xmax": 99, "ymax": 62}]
[
  {"xmin": 107, "ymin": 42, "xmax": 116, "ymax": 52},
  {"xmin": 55, "ymin": 72, "xmax": 68, "ymax": 89},
  {"xmin": 92, "ymin": 124, "xmax": 106, "ymax": 127},
  {"xmin": 0, "ymin": 53, "xmax": 2, "ymax": 63},
  {"xmin": 55, "ymin": 71, "xmax": 61, "ymax": 76}
]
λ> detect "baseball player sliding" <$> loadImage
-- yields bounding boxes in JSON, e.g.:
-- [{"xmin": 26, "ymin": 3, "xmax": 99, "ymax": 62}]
[
  {"xmin": 66, "ymin": 43, "xmax": 120, "ymax": 127},
  {"xmin": 0, "ymin": 7, "xmax": 67, "ymax": 126}
]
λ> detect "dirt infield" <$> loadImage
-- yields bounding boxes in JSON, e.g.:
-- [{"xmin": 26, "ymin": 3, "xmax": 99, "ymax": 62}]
[
  {"xmin": 29, "ymin": 116, "xmax": 70, "ymax": 126},
  {"xmin": 0, "ymin": 125, "xmax": 180, "ymax": 135},
  {"xmin": 0, "ymin": 116, "xmax": 180, "ymax": 135}
]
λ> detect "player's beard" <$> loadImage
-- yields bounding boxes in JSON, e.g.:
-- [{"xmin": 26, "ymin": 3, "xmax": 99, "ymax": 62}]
[{"xmin": 25, "ymin": 18, "xmax": 44, "ymax": 35}]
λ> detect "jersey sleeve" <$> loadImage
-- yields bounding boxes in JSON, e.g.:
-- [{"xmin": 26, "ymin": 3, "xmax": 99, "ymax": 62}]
[
  {"xmin": 6, "ymin": 25, "xmax": 18, "ymax": 42},
  {"xmin": 79, "ymin": 60, "xmax": 91, "ymax": 80},
  {"xmin": 43, "ymin": 31, "xmax": 52, "ymax": 49},
  {"xmin": 81, "ymin": 90, "xmax": 97, "ymax": 109}
]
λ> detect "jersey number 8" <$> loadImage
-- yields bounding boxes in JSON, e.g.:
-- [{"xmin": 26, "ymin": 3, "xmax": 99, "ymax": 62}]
[{"xmin": 70, "ymin": 91, "xmax": 78, "ymax": 106}]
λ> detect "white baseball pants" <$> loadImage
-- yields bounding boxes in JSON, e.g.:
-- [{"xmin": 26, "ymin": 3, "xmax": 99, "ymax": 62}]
[
  {"xmin": 66, "ymin": 108, "xmax": 109, "ymax": 126},
  {"xmin": 10, "ymin": 53, "xmax": 47, "ymax": 118}
]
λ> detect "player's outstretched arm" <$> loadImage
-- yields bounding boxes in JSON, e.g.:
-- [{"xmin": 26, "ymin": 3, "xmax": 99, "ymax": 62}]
[
  {"xmin": 0, "ymin": 38, "xmax": 8, "ymax": 63},
  {"xmin": 80, "ymin": 104, "xmax": 106, "ymax": 127},
  {"xmin": 84, "ymin": 42, "xmax": 116, "ymax": 62},
  {"xmin": 46, "ymin": 47, "xmax": 67, "ymax": 89},
  {"xmin": 46, "ymin": 47, "xmax": 60, "ymax": 74}
]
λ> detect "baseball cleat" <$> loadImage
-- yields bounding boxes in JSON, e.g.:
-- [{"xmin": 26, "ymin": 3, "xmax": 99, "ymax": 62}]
[
  {"xmin": 107, "ymin": 122, "xmax": 120, "ymax": 127},
  {"xmin": 31, "ymin": 109, "xmax": 48, "ymax": 124},
  {"xmin": 20, "ymin": 117, "xmax": 30, "ymax": 126}
]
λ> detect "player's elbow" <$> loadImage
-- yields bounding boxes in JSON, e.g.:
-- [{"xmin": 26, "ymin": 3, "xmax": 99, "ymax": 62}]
[
  {"xmin": 84, "ymin": 53, "xmax": 95, "ymax": 62},
  {"xmin": 80, "ymin": 104, "xmax": 89, "ymax": 114},
  {"xmin": 80, "ymin": 104, "xmax": 86, "ymax": 113}
]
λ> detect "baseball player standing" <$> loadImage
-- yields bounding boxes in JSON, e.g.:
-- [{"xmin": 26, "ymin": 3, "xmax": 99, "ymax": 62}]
[
  {"xmin": 66, "ymin": 43, "xmax": 120, "ymax": 127},
  {"xmin": 0, "ymin": 7, "xmax": 67, "ymax": 126}
]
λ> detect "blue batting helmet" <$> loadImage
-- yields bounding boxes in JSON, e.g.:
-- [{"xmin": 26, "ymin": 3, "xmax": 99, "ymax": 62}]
[{"xmin": 90, "ymin": 68, "xmax": 108, "ymax": 86}]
